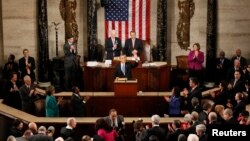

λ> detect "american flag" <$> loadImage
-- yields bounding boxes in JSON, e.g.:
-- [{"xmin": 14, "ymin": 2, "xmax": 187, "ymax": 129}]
[{"xmin": 105, "ymin": 0, "xmax": 150, "ymax": 44}]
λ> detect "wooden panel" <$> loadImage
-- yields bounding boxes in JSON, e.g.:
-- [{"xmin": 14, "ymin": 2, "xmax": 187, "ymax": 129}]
[
  {"xmin": 114, "ymin": 80, "xmax": 138, "ymax": 96},
  {"xmin": 83, "ymin": 64, "xmax": 171, "ymax": 92}
]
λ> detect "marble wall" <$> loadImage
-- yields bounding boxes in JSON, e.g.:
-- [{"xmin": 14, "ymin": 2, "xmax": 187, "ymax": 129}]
[{"xmin": 1, "ymin": 0, "xmax": 250, "ymax": 65}]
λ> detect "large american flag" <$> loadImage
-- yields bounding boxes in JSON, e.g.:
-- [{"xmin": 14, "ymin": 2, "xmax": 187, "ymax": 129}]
[{"xmin": 105, "ymin": 0, "xmax": 150, "ymax": 44}]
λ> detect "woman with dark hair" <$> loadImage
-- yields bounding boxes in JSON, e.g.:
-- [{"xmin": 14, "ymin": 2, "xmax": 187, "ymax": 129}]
[
  {"xmin": 45, "ymin": 85, "xmax": 62, "ymax": 117},
  {"xmin": 95, "ymin": 118, "xmax": 118, "ymax": 141},
  {"xmin": 188, "ymin": 43, "xmax": 204, "ymax": 83},
  {"xmin": 210, "ymin": 80, "xmax": 230, "ymax": 107},
  {"xmin": 164, "ymin": 87, "xmax": 181, "ymax": 117},
  {"xmin": 9, "ymin": 119, "xmax": 24, "ymax": 137}
]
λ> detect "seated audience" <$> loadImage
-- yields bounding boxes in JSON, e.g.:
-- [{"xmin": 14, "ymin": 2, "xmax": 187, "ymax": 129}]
[
  {"xmin": 28, "ymin": 126, "xmax": 53, "ymax": 141},
  {"xmin": 71, "ymin": 86, "xmax": 90, "ymax": 117},
  {"xmin": 164, "ymin": 86, "xmax": 181, "ymax": 117},
  {"xmin": 60, "ymin": 117, "xmax": 77, "ymax": 140},
  {"xmin": 46, "ymin": 85, "xmax": 62, "ymax": 117},
  {"xmin": 141, "ymin": 114, "xmax": 167, "ymax": 141},
  {"xmin": 2, "ymin": 54, "xmax": 19, "ymax": 79},
  {"xmin": 198, "ymin": 102, "xmax": 212, "ymax": 124},
  {"xmin": 207, "ymin": 112, "xmax": 220, "ymax": 125}
]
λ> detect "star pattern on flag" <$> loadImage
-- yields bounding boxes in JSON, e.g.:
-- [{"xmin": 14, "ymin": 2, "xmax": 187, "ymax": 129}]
[{"xmin": 105, "ymin": 0, "xmax": 128, "ymax": 21}]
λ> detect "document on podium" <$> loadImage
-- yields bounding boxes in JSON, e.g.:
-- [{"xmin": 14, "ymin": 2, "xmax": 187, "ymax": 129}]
[{"xmin": 115, "ymin": 78, "xmax": 138, "ymax": 83}]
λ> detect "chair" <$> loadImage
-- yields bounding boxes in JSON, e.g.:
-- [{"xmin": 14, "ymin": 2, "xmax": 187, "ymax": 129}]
[
  {"xmin": 175, "ymin": 55, "xmax": 189, "ymax": 85},
  {"xmin": 176, "ymin": 55, "xmax": 188, "ymax": 70},
  {"xmin": 34, "ymin": 99, "xmax": 45, "ymax": 117}
]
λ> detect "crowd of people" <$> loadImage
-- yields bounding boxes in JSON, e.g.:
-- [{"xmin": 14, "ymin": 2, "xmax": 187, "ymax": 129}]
[{"xmin": 1, "ymin": 29, "xmax": 250, "ymax": 141}]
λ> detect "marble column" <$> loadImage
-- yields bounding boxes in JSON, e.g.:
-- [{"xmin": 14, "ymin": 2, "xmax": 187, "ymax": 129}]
[
  {"xmin": 206, "ymin": 0, "xmax": 217, "ymax": 81},
  {"xmin": 157, "ymin": 0, "xmax": 168, "ymax": 61},
  {"xmin": 38, "ymin": 0, "xmax": 49, "ymax": 82}
]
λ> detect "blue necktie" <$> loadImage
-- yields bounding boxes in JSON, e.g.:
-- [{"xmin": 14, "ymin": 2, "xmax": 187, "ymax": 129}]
[{"xmin": 122, "ymin": 64, "xmax": 125, "ymax": 75}]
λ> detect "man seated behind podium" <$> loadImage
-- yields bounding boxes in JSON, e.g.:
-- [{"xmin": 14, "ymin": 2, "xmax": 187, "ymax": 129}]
[{"xmin": 114, "ymin": 54, "xmax": 139, "ymax": 80}]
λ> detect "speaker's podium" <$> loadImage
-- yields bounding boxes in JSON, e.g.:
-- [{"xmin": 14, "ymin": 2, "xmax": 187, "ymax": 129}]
[{"xmin": 114, "ymin": 78, "xmax": 138, "ymax": 97}]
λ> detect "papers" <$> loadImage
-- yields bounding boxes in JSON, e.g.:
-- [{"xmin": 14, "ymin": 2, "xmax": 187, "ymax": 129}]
[
  {"xmin": 142, "ymin": 61, "xmax": 167, "ymax": 67},
  {"xmin": 86, "ymin": 61, "xmax": 98, "ymax": 67}
]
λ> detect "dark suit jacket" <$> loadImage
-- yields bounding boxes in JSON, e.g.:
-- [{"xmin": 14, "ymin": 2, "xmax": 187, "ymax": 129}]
[
  {"xmin": 227, "ymin": 67, "xmax": 244, "ymax": 81},
  {"xmin": 28, "ymin": 134, "xmax": 53, "ymax": 141},
  {"xmin": 187, "ymin": 86, "xmax": 202, "ymax": 111},
  {"xmin": 60, "ymin": 127, "xmax": 74, "ymax": 140},
  {"xmin": 229, "ymin": 79, "xmax": 245, "ymax": 103},
  {"xmin": 214, "ymin": 90, "xmax": 229, "ymax": 107},
  {"xmin": 114, "ymin": 62, "xmax": 138, "ymax": 79},
  {"xmin": 71, "ymin": 93, "xmax": 85, "ymax": 117},
  {"xmin": 124, "ymin": 38, "xmax": 143, "ymax": 56},
  {"xmin": 2, "ymin": 61, "xmax": 19, "ymax": 79},
  {"xmin": 215, "ymin": 57, "xmax": 232, "ymax": 81},
  {"xmin": 233, "ymin": 100, "xmax": 246, "ymax": 118},
  {"xmin": 231, "ymin": 56, "xmax": 248, "ymax": 68},
  {"xmin": 105, "ymin": 37, "xmax": 122, "ymax": 59},
  {"xmin": 19, "ymin": 56, "xmax": 36, "ymax": 81},
  {"xmin": 142, "ymin": 126, "xmax": 167, "ymax": 141},
  {"xmin": 19, "ymin": 84, "xmax": 36, "ymax": 114},
  {"xmin": 64, "ymin": 42, "xmax": 77, "ymax": 68},
  {"xmin": 167, "ymin": 128, "xmax": 182, "ymax": 141}
]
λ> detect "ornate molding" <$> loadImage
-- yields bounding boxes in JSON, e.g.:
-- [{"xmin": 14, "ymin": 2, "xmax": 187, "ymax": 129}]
[
  {"xmin": 176, "ymin": 0, "xmax": 195, "ymax": 50},
  {"xmin": 59, "ymin": 0, "xmax": 79, "ymax": 43}
]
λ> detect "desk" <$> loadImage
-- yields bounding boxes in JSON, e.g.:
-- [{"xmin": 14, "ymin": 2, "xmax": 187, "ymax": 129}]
[{"xmin": 83, "ymin": 62, "xmax": 171, "ymax": 91}]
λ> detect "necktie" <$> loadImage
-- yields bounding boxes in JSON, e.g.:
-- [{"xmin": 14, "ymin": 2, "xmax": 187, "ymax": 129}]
[
  {"xmin": 112, "ymin": 119, "xmax": 116, "ymax": 128},
  {"xmin": 132, "ymin": 39, "xmax": 135, "ymax": 48},
  {"xmin": 233, "ymin": 80, "xmax": 237, "ymax": 87},
  {"xmin": 121, "ymin": 64, "xmax": 125, "ymax": 75}
]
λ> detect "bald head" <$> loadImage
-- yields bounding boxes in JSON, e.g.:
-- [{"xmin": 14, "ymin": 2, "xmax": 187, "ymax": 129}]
[{"xmin": 28, "ymin": 122, "xmax": 37, "ymax": 134}]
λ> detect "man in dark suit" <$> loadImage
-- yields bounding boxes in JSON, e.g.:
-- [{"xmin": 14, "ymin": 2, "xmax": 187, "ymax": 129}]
[
  {"xmin": 19, "ymin": 49, "xmax": 36, "ymax": 82},
  {"xmin": 227, "ymin": 59, "xmax": 244, "ymax": 81},
  {"xmin": 60, "ymin": 117, "xmax": 77, "ymax": 140},
  {"xmin": 167, "ymin": 120, "xmax": 182, "ymax": 141},
  {"xmin": 228, "ymin": 70, "xmax": 245, "ymax": 106},
  {"xmin": 19, "ymin": 75, "xmax": 37, "ymax": 114},
  {"xmin": 215, "ymin": 51, "xmax": 232, "ymax": 83},
  {"xmin": 71, "ymin": 86, "xmax": 90, "ymax": 117},
  {"xmin": 182, "ymin": 77, "xmax": 202, "ymax": 112},
  {"xmin": 64, "ymin": 36, "xmax": 77, "ymax": 90},
  {"xmin": 124, "ymin": 31, "xmax": 143, "ymax": 57},
  {"xmin": 231, "ymin": 49, "xmax": 248, "ymax": 69},
  {"xmin": 105, "ymin": 30, "xmax": 122, "ymax": 60},
  {"xmin": 104, "ymin": 109, "xmax": 125, "ymax": 141},
  {"xmin": 114, "ymin": 55, "xmax": 138, "ymax": 80},
  {"xmin": 142, "ymin": 114, "xmax": 167, "ymax": 141}
]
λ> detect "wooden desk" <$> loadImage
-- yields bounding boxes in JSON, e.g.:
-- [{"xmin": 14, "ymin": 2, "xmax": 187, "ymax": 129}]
[
  {"xmin": 83, "ymin": 62, "xmax": 171, "ymax": 92},
  {"xmin": 114, "ymin": 79, "xmax": 138, "ymax": 96}
]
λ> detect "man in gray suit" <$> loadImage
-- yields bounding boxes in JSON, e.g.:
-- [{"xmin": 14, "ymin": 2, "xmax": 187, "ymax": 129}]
[{"xmin": 64, "ymin": 36, "xmax": 77, "ymax": 90}]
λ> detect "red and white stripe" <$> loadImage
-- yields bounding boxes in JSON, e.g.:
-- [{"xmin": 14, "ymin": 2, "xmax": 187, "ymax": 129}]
[{"xmin": 105, "ymin": 0, "xmax": 150, "ymax": 45}]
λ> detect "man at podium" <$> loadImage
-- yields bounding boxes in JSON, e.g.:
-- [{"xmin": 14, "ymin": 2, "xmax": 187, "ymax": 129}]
[{"xmin": 114, "ymin": 54, "xmax": 139, "ymax": 80}]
